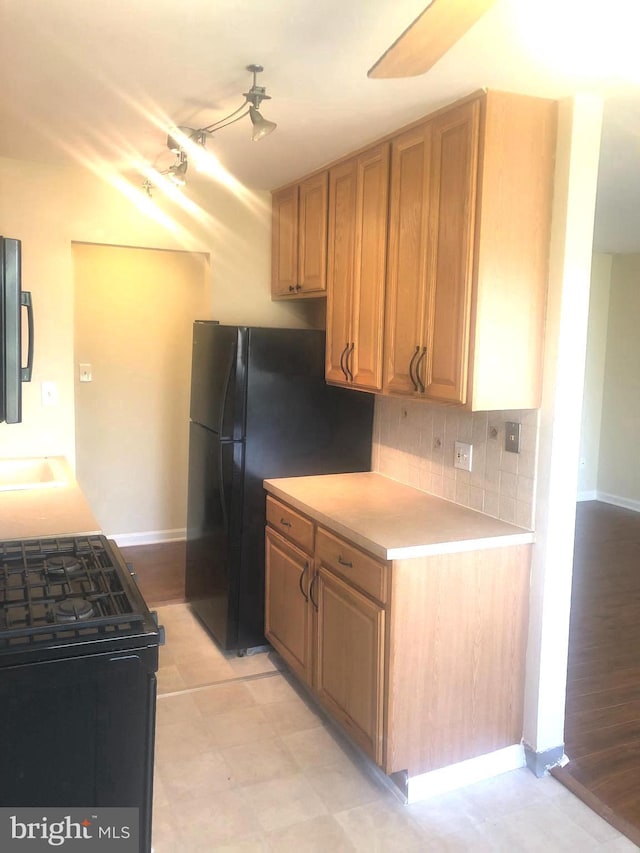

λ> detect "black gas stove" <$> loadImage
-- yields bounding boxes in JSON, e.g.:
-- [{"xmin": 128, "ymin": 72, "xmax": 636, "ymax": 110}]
[
  {"xmin": 0, "ymin": 534, "xmax": 162, "ymax": 853},
  {"xmin": 0, "ymin": 534, "xmax": 161, "ymax": 665}
]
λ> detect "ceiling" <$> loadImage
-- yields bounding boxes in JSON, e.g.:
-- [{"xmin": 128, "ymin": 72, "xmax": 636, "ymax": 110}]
[{"xmin": 1, "ymin": 0, "xmax": 639, "ymax": 252}]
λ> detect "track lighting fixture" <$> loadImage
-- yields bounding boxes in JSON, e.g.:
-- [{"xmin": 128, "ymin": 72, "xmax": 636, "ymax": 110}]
[{"xmin": 143, "ymin": 64, "xmax": 276, "ymax": 196}]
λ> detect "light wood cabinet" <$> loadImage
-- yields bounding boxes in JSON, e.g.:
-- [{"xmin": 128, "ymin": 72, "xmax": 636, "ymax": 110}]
[
  {"xmin": 271, "ymin": 172, "xmax": 328, "ymax": 299},
  {"xmin": 326, "ymin": 143, "xmax": 389, "ymax": 391},
  {"xmin": 274, "ymin": 89, "xmax": 556, "ymax": 410},
  {"xmin": 265, "ymin": 526, "xmax": 312, "ymax": 684},
  {"xmin": 383, "ymin": 120, "xmax": 432, "ymax": 396},
  {"xmin": 314, "ymin": 567, "xmax": 385, "ymax": 763},
  {"xmin": 265, "ymin": 492, "xmax": 531, "ymax": 783},
  {"xmin": 384, "ymin": 91, "xmax": 555, "ymax": 409}
]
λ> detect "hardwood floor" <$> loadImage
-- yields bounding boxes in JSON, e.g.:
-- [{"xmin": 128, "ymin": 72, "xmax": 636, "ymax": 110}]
[
  {"xmin": 119, "ymin": 540, "xmax": 186, "ymax": 606},
  {"xmin": 553, "ymin": 500, "xmax": 640, "ymax": 846}
]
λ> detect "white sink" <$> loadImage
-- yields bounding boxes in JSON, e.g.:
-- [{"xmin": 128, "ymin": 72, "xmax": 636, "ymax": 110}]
[{"xmin": 0, "ymin": 457, "xmax": 68, "ymax": 492}]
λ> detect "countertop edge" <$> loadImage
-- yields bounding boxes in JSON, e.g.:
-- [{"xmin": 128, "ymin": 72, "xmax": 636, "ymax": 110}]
[
  {"xmin": 264, "ymin": 478, "xmax": 534, "ymax": 561},
  {"xmin": 0, "ymin": 457, "xmax": 101, "ymax": 541}
]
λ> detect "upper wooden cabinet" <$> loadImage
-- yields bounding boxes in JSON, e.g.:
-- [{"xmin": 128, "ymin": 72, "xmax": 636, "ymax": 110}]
[
  {"xmin": 383, "ymin": 121, "xmax": 432, "ymax": 397},
  {"xmin": 384, "ymin": 91, "xmax": 556, "ymax": 410},
  {"xmin": 271, "ymin": 172, "xmax": 328, "ymax": 299},
  {"xmin": 273, "ymin": 90, "xmax": 556, "ymax": 410},
  {"xmin": 326, "ymin": 143, "xmax": 389, "ymax": 392}
]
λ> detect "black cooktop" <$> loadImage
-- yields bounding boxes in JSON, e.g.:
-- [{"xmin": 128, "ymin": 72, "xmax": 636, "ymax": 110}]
[{"xmin": 0, "ymin": 535, "xmax": 160, "ymax": 665}]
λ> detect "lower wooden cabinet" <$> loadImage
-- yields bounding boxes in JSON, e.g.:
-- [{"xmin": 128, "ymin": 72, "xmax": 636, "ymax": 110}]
[
  {"xmin": 265, "ymin": 494, "xmax": 531, "ymax": 781},
  {"xmin": 264, "ymin": 527, "xmax": 312, "ymax": 684},
  {"xmin": 315, "ymin": 567, "xmax": 385, "ymax": 763}
]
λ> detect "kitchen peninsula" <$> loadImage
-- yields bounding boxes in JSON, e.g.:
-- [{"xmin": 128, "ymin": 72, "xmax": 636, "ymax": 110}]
[{"xmin": 264, "ymin": 472, "xmax": 533, "ymax": 801}]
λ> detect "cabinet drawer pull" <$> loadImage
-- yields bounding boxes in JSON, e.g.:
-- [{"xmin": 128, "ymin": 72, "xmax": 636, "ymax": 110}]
[
  {"xmin": 299, "ymin": 561, "xmax": 309, "ymax": 602},
  {"xmin": 338, "ymin": 555, "xmax": 353, "ymax": 568},
  {"xmin": 279, "ymin": 518, "xmax": 292, "ymax": 528},
  {"xmin": 408, "ymin": 345, "xmax": 420, "ymax": 392},
  {"xmin": 415, "ymin": 346, "xmax": 427, "ymax": 393},
  {"xmin": 309, "ymin": 571, "xmax": 318, "ymax": 611}
]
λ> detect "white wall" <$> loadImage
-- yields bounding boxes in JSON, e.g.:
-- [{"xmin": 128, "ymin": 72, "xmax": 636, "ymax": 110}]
[
  {"xmin": 0, "ymin": 155, "xmax": 318, "ymax": 469},
  {"xmin": 577, "ymin": 253, "xmax": 612, "ymax": 499},
  {"xmin": 523, "ymin": 95, "xmax": 603, "ymax": 759},
  {"xmin": 74, "ymin": 244, "xmax": 210, "ymax": 540},
  {"xmin": 597, "ymin": 254, "xmax": 640, "ymax": 509}
]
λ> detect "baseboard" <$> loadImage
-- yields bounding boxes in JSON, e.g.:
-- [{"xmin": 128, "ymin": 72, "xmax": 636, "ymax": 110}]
[
  {"xmin": 107, "ymin": 528, "xmax": 186, "ymax": 547},
  {"xmin": 596, "ymin": 492, "xmax": 640, "ymax": 513},
  {"xmin": 576, "ymin": 490, "xmax": 598, "ymax": 502},
  {"xmin": 405, "ymin": 744, "xmax": 525, "ymax": 803}
]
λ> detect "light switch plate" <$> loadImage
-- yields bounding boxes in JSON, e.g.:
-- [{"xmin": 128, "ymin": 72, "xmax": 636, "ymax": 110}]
[
  {"xmin": 454, "ymin": 441, "xmax": 473, "ymax": 472},
  {"xmin": 79, "ymin": 363, "xmax": 92, "ymax": 383},
  {"xmin": 505, "ymin": 421, "xmax": 521, "ymax": 454}
]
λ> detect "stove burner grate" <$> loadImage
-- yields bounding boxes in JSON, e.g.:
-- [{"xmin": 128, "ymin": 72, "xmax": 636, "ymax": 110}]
[
  {"xmin": 0, "ymin": 535, "xmax": 149, "ymax": 648},
  {"xmin": 53, "ymin": 598, "xmax": 95, "ymax": 623},
  {"xmin": 44, "ymin": 555, "xmax": 83, "ymax": 577}
]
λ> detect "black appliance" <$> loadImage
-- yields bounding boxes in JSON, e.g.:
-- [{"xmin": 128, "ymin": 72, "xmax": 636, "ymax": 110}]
[
  {"xmin": 0, "ymin": 237, "xmax": 34, "ymax": 424},
  {"xmin": 0, "ymin": 534, "xmax": 162, "ymax": 853},
  {"xmin": 186, "ymin": 324, "xmax": 374, "ymax": 651}
]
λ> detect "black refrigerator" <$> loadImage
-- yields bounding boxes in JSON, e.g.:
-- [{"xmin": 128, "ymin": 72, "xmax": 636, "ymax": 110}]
[{"xmin": 185, "ymin": 323, "xmax": 374, "ymax": 651}]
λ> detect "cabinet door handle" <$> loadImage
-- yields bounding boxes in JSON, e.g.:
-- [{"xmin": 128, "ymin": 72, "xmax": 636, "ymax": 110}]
[
  {"xmin": 295, "ymin": 283, "xmax": 302, "ymax": 292},
  {"xmin": 337, "ymin": 555, "xmax": 353, "ymax": 568},
  {"xmin": 415, "ymin": 346, "xmax": 427, "ymax": 393},
  {"xmin": 345, "ymin": 343, "xmax": 355, "ymax": 382},
  {"xmin": 299, "ymin": 561, "xmax": 309, "ymax": 602},
  {"xmin": 288, "ymin": 285, "xmax": 296, "ymax": 293},
  {"xmin": 279, "ymin": 518, "xmax": 292, "ymax": 528},
  {"xmin": 339, "ymin": 343, "xmax": 349, "ymax": 380},
  {"xmin": 408, "ymin": 345, "xmax": 420, "ymax": 391},
  {"xmin": 309, "ymin": 571, "xmax": 318, "ymax": 611}
]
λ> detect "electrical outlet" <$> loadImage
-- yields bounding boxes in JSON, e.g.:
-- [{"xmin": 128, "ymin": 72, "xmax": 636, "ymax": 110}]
[{"xmin": 454, "ymin": 441, "xmax": 473, "ymax": 472}]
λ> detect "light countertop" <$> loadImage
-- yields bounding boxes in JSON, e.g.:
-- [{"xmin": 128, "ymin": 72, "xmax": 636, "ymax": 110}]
[
  {"xmin": 0, "ymin": 457, "xmax": 100, "ymax": 541},
  {"xmin": 264, "ymin": 472, "xmax": 534, "ymax": 560}
]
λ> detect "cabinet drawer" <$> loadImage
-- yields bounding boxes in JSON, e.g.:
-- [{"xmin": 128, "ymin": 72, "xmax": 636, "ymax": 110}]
[
  {"xmin": 266, "ymin": 497, "xmax": 314, "ymax": 553},
  {"xmin": 316, "ymin": 528, "xmax": 388, "ymax": 604}
]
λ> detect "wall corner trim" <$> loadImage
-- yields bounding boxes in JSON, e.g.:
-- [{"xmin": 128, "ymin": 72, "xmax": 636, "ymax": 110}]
[{"xmin": 523, "ymin": 742, "xmax": 566, "ymax": 778}]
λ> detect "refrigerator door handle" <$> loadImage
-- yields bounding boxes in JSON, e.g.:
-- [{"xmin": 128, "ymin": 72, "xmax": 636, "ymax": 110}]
[
  {"xmin": 218, "ymin": 441, "xmax": 229, "ymax": 535},
  {"xmin": 218, "ymin": 343, "xmax": 237, "ymax": 439},
  {"xmin": 20, "ymin": 292, "xmax": 34, "ymax": 382}
]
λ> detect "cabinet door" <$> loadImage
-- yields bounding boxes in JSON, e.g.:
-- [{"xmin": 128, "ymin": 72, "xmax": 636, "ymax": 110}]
[
  {"xmin": 383, "ymin": 122, "xmax": 431, "ymax": 396},
  {"xmin": 298, "ymin": 172, "xmax": 328, "ymax": 294},
  {"xmin": 265, "ymin": 528, "xmax": 312, "ymax": 684},
  {"xmin": 326, "ymin": 160, "xmax": 357, "ymax": 385},
  {"xmin": 351, "ymin": 142, "xmax": 389, "ymax": 391},
  {"xmin": 424, "ymin": 100, "xmax": 480, "ymax": 404},
  {"xmin": 314, "ymin": 567, "xmax": 385, "ymax": 763},
  {"xmin": 271, "ymin": 185, "xmax": 299, "ymax": 297}
]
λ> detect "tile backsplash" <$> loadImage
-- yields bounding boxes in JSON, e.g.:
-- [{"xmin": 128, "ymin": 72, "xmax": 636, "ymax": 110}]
[{"xmin": 372, "ymin": 396, "xmax": 539, "ymax": 529}]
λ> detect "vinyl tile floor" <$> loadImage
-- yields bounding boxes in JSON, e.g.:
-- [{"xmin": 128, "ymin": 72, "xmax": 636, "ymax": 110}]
[{"xmin": 152, "ymin": 604, "xmax": 637, "ymax": 852}]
